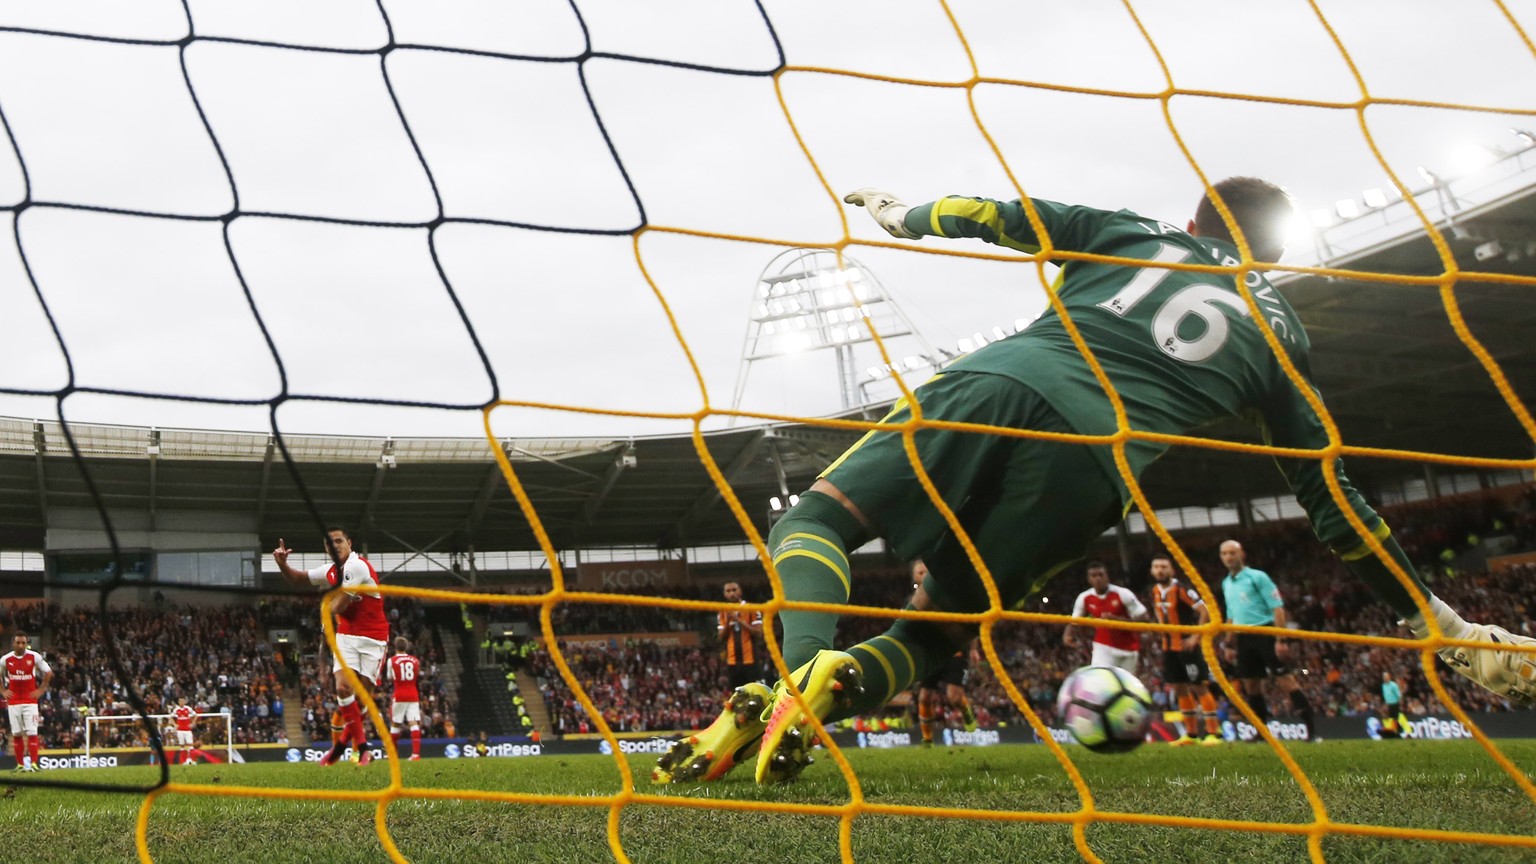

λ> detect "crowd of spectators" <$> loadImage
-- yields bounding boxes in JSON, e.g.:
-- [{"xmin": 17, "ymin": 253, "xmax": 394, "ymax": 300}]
[
  {"xmin": 0, "ymin": 594, "xmax": 458, "ymax": 752},
  {"xmin": 528, "ymin": 640, "xmax": 729, "ymax": 734},
  {"xmin": 471, "ymin": 582, "xmax": 756, "ymax": 734},
  {"xmin": 4, "ymin": 486, "xmax": 1530, "ymax": 747},
  {"xmin": 516, "ymin": 485, "xmax": 1536, "ymax": 735},
  {"xmin": 0, "ymin": 601, "xmax": 290, "ymax": 749},
  {"xmin": 462, "ymin": 583, "xmax": 713, "ymax": 637}
]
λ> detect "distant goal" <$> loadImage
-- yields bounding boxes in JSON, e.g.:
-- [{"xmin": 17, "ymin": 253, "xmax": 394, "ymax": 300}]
[{"xmin": 85, "ymin": 712, "xmax": 237, "ymax": 763}]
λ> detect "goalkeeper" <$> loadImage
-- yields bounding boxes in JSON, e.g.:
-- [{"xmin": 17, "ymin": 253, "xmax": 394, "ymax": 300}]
[{"xmin": 654, "ymin": 177, "xmax": 1536, "ymax": 786}]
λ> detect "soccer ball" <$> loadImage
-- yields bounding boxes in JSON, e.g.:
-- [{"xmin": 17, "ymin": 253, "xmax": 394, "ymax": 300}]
[{"xmin": 1055, "ymin": 665, "xmax": 1154, "ymax": 753}]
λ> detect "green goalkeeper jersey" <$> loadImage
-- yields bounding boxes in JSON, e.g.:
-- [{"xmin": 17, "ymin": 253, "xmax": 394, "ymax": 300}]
[{"xmin": 901, "ymin": 195, "xmax": 1379, "ymax": 554}]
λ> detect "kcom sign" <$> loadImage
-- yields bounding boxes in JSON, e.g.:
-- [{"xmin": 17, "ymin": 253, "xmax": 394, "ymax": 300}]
[{"xmin": 576, "ymin": 560, "xmax": 688, "ymax": 591}]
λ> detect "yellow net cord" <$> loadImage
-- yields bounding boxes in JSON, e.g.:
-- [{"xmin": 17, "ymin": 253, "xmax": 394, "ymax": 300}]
[{"xmin": 131, "ymin": 1, "xmax": 1536, "ymax": 861}]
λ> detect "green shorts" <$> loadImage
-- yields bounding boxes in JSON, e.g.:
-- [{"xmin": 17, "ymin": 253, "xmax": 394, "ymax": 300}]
[{"xmin": 822, "ymin": 372, "xmax": 1122, "ymax": 614}]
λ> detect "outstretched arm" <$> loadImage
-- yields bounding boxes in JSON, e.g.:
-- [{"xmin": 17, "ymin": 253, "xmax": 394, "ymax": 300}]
[
  {"xmin": 845, "ymin": 188, "xmax": 1099, "ymax": 254},
  {"xmin": 1261, "ymin": 377, "xmax": 1429, "ymax": 621}
]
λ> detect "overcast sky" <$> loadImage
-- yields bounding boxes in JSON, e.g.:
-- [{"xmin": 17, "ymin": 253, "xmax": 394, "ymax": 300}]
[{"xmin": 1, "ymin": 0, "xmax": 1534, "ymax": 443}]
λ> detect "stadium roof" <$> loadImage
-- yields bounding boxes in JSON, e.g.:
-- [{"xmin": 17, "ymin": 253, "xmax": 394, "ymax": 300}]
[
  {"xmin": 2, "ymin": 182, "xmax": 1533, "ymax": 557},
  {"xmin": 1155, "ymin": 174, "xmax": 1536, "ymax": 501}
]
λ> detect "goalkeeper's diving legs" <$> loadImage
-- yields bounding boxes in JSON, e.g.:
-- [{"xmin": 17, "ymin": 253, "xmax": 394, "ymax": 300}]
[{"xmin": 652, "ymin": 682, "xmax": 773, "ymax": 783}]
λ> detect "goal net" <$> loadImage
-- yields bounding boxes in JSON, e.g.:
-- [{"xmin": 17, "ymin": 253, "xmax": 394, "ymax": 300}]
[{"xmin": 2, "ymin": 1, "xmax": 1535, "ymax": 863}]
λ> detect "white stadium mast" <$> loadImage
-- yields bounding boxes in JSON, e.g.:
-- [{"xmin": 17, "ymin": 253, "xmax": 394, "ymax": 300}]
[{"xmin": 730, "ymin": 248, "xmax": 943, "ymax": 424}]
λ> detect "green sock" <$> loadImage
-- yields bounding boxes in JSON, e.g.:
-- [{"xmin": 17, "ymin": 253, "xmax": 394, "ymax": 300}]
[
  {"xmin": 767, "ymin": 491, "xmax": 869, "ymax": 670},
  {"xmin": 841, "ymin": 618, "xmax": 958, "ymax": 721},
  {"xmin": 958, "ymin": 696, "xmax": 975, "ymax": 727},
  {"xmin": 1340, "ymin": 533, "xmax": 1436, "ymax": 621}
]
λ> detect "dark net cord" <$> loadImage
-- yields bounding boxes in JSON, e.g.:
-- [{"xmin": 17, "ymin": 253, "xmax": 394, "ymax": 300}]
[{"xmin": 0, "ymin": 0, "xmax": 784, "ymax": 794}]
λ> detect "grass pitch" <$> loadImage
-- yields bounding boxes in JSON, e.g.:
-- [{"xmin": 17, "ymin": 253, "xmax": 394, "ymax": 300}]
[{"xmin": 1, "ymin": 740, "xmax": 1533, "ymax": 863}]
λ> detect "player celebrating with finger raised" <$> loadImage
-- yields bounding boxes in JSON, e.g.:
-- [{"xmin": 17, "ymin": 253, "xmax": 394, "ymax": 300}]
[
  {"xmin": 273, "ymin": 528, "xmax": 388, "ymax": 766},
  {"xmin": 664, "ymin": 178, "xmax": 1533, "ymax": 785}
]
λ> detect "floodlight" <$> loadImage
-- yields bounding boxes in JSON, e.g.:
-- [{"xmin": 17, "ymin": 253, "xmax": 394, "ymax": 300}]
[
  {"xmin": 788, "ymin": 494, "xmax": 800, "ymax": 507},
  {"xmin": 1474, "ymin": 240, "xmax": 1505, "ymax": 262},
  {"xmin": 769, "ymin": 496, "xmax": 783, "ymax": 511},
  {"xmin": 972, "ymin": 332, "xmax": 987, "ymax": 347},
  {"xmin": 1334, "ymin": 199, "xmax": 1360, "ymax": 219},
  {"xmin": 1417, "ymin": 165, "xmax": 1441, "ymax": 185},
  {"xmin": 1449, "ymin": 143, "xmax": 1501, "ymax": 175},
  {"xmin": 1361, "ymin": 188, "xmax": 1389, "ymax": 208},
  {"xmin": 1283, "ymin": 214, "xmax": 1313, "ymax": 247},
  {"xmin": 992, "ymin": 325, "xmax": 1008, "ymax": 340},
  {"xmin": 1513, "ymin": 128, "xmax": 1536, "ymax": 147},
  {"xmin": 958, "ymin": 338, "xmax": 974, "ymax": 353}
]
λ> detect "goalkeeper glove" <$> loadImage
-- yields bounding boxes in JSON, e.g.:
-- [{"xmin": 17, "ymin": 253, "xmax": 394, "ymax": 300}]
[{"xmin": 844, "ymin": 188, "xmax": 920, "ymax": 239}]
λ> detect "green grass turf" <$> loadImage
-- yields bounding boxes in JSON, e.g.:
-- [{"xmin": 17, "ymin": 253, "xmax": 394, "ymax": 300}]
[{"xmin": 0, "ymin": 740, "xmax": 1533, "ymax": 863}]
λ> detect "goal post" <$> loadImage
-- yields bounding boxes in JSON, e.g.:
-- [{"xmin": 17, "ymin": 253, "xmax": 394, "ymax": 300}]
[{"xmin": 84, "ymin": 712, "xmax": 235, "ymax": 762}]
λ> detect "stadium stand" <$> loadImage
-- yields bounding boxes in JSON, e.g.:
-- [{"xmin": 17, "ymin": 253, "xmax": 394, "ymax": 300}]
[
  {"xmin": 0, "ymin": 596, "xmax": 456, "ymax": 750},
  {"xmin": 0, "ymin": 484, "xmax": 1529, "ymax": 750},
  {"xmin": 504, "ymin": 485, "xmax": 1536, "ymax": 736}
]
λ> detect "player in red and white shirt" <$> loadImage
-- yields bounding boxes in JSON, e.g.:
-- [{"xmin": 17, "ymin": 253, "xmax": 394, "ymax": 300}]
[
  {"xmin": 273, "ymin": 527, "xmax": 388, "ymax": 767},
  {"xmin": 171, "ymin": 696, "xmax": 198, "ymax": 764},
  {"xmin": 1063, "ymin": 561, "xmax": 1150, "ymax": 673},
  {"xmin": 387, "ymin": 637, "xmax": 423, "ymax": 761},
  {"xmin": 3, "ymin": 631, "xmax": 53, "ymax": 772}
]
